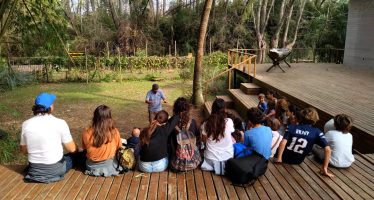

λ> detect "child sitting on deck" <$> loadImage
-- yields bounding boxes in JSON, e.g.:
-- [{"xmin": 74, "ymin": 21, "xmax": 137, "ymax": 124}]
[
  {"xmin": 127, "ymin": 128, "xmax": 141, "ymax": 159},
  {"xmin": 243, "ymin": 108, "xmax": 273, "ymax": 160},
  {"xmin": 257, "ymin": 93, "xmax": 268, "ymax": 113},
  {"xmin": 201, "ymin": 98, "xmax": 234, "ymax": 175},
  {"xmin": 274, "ymin": 107, "xmax": 334, "ymax": 178},
  {"xmin": 267, "ymin": 118, "xmax": 283, "ymax": 157},
  {"xmin": 313, "ymin": 114, "xmax": 355, "ymax": 168},
  {"xmin": 266, "ymin": 90, "xmax": 278, "ymax": 104}
]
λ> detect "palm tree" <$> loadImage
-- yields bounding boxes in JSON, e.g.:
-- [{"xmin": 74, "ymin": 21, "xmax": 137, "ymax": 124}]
[{"xmin": 192, "ymin": 0, "xmax": 213, "ymax": 105}]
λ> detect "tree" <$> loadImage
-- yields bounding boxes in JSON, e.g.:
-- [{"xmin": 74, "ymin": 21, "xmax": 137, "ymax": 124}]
[{"xmin": 192, "ymin": 0, "xmax": 213, "ymax": 105}]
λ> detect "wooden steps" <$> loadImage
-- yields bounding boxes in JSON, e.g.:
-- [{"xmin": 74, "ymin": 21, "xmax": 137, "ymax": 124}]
[
  {"xmin": 240, "ymin": 82, "xmax": 262, "ymax": 95},
  {"xmin": 228, "ymin": 89, "xmax": 259, "ymax": 119},
  {"xmin": 216, "ymin": 95, "xmax": 234, "ymax": 108}
]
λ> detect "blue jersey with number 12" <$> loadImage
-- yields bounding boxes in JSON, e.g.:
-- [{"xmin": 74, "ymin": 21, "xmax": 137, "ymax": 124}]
[{"xmin": 282, "ymin": 124, "xmax": 328, "ymax": 164}]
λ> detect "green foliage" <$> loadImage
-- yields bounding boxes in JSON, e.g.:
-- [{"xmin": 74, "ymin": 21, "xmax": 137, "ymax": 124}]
[{"xmin": 0, "ymin": 130, "xmax": 19, "ymax": 164}]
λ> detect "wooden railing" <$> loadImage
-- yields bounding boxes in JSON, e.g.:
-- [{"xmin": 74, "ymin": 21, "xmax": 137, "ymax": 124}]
[{"xmin": 203, "ymin": 49, "xmax": 257, "ymax": 97}]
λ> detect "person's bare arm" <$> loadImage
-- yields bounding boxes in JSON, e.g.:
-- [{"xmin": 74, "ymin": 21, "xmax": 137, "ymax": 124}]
[
  {"xmin": 20, "ymin": 145, "xmax": 28, "ymax": 154},
  {"xmin": 320, "ymin": 146, "xmax": 334, "ymax": 178},
  {"xmin": 274, "ymin": 139, "xmax": 287, "ymax": 163},
  {"xmin": 63, "ymin": 141, "xmax": 77, "ymax": 153}
]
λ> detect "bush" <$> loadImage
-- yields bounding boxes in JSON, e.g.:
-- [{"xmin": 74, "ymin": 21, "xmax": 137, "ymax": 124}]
[{"xmin": 0, "ymin": 129, "xmax": 19, "ymax": 164}]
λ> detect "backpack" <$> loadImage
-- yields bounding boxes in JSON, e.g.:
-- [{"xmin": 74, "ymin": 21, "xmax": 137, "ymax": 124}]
[
  {"xmin": 171, "ymin": 121, "xmax": 201, "ymax": 171},
  {"xmin": 116, "ymin": 145, "xmax": 136, "ymax": 172},
  {"xmin": 225, "ymin": 151, "xmax": 268, "ymax": 186}
]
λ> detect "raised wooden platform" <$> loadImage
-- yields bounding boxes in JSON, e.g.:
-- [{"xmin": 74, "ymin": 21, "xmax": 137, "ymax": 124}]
[
  {"xmin": 0, "ymin": 154, "xmax": 373, "ymax": 199},
  {"xmin": 248, "ymin": 63, "xmax": 374, "ymax": 153}
]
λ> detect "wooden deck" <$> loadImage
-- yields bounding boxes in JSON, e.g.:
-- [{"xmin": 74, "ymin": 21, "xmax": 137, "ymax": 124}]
[
  {"xmin": 249, "ymin": 63, "xmax": 374, "ymax": 153},
  {"xmin": 0, "ymin": 154, "xmax": 373, "ymax": 200}
]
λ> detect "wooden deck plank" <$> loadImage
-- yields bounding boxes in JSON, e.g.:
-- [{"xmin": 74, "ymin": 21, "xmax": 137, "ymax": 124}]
[
  {"xmin": 54, "ymin": 170, "xmax": 83, "ymax": 200},
  {"xmin": 293, "ymin": 163, "xmax": 336, "ymax": 200},
  {"xmin": 137, "ymin": 172, "xmax": 151, "ymax": 200},
  {"xmin": 13, "ymin": 183, "xmax": 38, "ymax": 200},
  {"xmin": 127, "ymin": 171, "xmax": 143, "ymax": 200},
  {"xmin": 309, "ymin": 157, "xmax": 370, "ymax": 199},
  {"xmin": 146, "ymin": 172, "xmax": 159, "ymax": 200},
  {"xmin": 185, "ymin": 171, "xmax": 197, "ymax": 200},
  {"xmin": 258, "ymin": 175, "xmax": 279, "ymax": 200},
  {"xmin": 64, "ymin": 173, "xmax": 88, "ymax": 200},
  {"xmin": 177, "ymin": 172, "xmax": 188, "ymax": 200},
  {"xmin": 275, "ymin": 164, "xmax": 312, "ymax": 200},
  {"xmin": 245, "ymin": 186, "xmax": 259, "ymax": 200},
  {"xmin": 355, "ymin": 155, "xmax": 374, "ymax": 172},
  {"xmin": 194, "ymin": 169, "xmax": 208, "ymax": 200},
  {"xmin": 267, "ymin": 163, "xmax": 300, "ymax": 199},
  {"xmin": 202, "ymin": 170, "xmax": 218, "ymax": 200},
  {"xmin": 221, "ymin": 175, "xmax": 239, "ymax": 200},
  {"xmin": 106, "ymin": 174, "xmax": 125, "ymax": 200},
  {"xmin": 283, "ymin": 164, "xmax": 322, "ymax": 199},
  {"xmin": 263, "ymin": 168, "xmax": 291, "ymax": 200},
  {"xmin": 348, "ymin": 162, "xmax": 374, "ymax": 186},
  {"xmin": 96, "ymin": 176, "xmax": 114, "ymax": 200},
  {"xmin": 75, "ymin": 176, "xmax": 96, "ymax": 200},
  {"xmin": 116, "ymin": 171, "xmax": 134, "ymax": 199},
  {"xmin": 234, "ymin": 186, "xmax": 249, "ymax": 200},
  {"xmin": 167, "ymin": 171, "xmax": 178, "ymax": 200},
  {"xmin": 252, "ymin": 180, "xmax": 270, "ymax": 200},
  {"xmin": 351, "ymin": 158, "xmax": 374, "ymax": 178},
  {"xmin": 36, "ymin": 169, "xmax": 75, "ymax": 200},
  {"xmin": 211, "ymin": 173, "xmax": 228, "ymax": 200},
  {"xmin": 85, "ymin": 176, "xmax": 105, "ymax": 199},
  {"xmin": 157, "ymin": 171, "xmax": 168, "ymax": 200},
  {"xmin": 0, "ymin": 167, "xmax": 24, "ymax": 198},
  {"xmin": 304, "ymin": 157, "xmax": 358, "ymax": 199}
]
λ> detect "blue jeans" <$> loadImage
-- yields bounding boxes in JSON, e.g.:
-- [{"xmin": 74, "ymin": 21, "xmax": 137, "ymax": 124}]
[
  {"xmin": 138, "ymin": 157, "xmax": 168, "ymax": 173},
  {"xmin": 64, "ymin": 154, "xmax": 74, "ymax": 173}
]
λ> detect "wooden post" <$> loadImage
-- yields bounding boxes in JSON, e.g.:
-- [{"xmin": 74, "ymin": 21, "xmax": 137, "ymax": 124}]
[
  {"xmin": 117, "ymin": 47, "xmax": 122, "ymax": 82},
  {"xmin": 169, "ymin": 45, "xmax": 171, "ymax": 56},
  {"xmin": 85, "ymin": 47, "xmax": 88, "ymax": 83},
  {"xmin": 313, "ymin": 48, "xmax": 316, "ymax": 63},
  {"xmin": 106, "ymin": 42, "xmax": 110, "ymax": 60},
  {"xmin": 209, "ymin": 38, "xmax": 212, "ymax": 54},
  {"xmin": 227, "ymin": 50, "xmax": 230, "ymax": 65},
  {"xmin": 253, "ymin": 57, "xmax": 256, "ymax": 77},
  {"xmin": 248, "ymin": 56, "xmax": 251, "ymax": 75},
  {"xmin": 174, "ymin": 40, "xmax": 177, "ymax": 56},
  {"xmin": 146, "ymin": 40, "xmax": 148, "ymax": 57},
  {"xmin": 228, "ymin": 70, "xmax": 231, "ymax": 89}
]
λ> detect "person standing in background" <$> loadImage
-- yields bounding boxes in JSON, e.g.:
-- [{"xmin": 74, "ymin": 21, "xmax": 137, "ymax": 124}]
[{"xmin": 145, "ymin": 84, "xmax": 168, "ymax": 123}]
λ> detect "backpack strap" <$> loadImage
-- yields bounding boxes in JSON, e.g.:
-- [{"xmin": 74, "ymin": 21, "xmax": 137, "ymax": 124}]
[{"xmin": 271, "ymin": 135, "xmax": 282, "ymax": 150}]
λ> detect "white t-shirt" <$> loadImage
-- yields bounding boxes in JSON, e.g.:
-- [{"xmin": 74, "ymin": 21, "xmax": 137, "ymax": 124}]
[
  {"xmin": 325, "ymin": 130, "xmax": 355, "ymax": 168},
  {"xmin": 324, "ymin": 118, "xmax": 335, "ymax": 133},
  {"xmin": 202, "ymin": 118, "xmax": 234, "ymax": 161},
  {"xmin": 21, "ymin": 114, "xmax": 73, "ymax": 164},
  {"xmin": 271, "ymin": 131, "xmax": 283, "ymax": 157}
]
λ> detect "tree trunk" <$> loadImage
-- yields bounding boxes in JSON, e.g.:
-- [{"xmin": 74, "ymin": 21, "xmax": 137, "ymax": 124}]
[
  {"xmin": 282, "ymin": 4, "xmax": 293, "ymax": 47},
  {"xmin": 108, "ymin": 0, "xmax": 119, "ymax": 30},
  {"xmin": 270, "ymin": 0, "xmax": 287, "ymax": 48},
  {"xmin": 91, "ymin": 0, "xmax": 96, "ymax": 12},
  {"xmin": 252, "ymin": 0, "xmax": 274, "ymax": 63},
  {"xmin": 192, "ymin": 0, "xmax": 213, "ymax": 105},
  {"xmin": 286, "ymin": 0, "xmax": 306, "ymax": 48},
  {"xmin": 86, "ymin": 0, "xmax": 90, "ymax": 13}
]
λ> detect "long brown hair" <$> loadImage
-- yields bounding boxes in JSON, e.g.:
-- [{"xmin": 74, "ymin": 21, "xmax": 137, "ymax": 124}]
[
  {"xmin": 173, "ymin": 97, "xmax": 190, "ymax": 129},
  {"xmin": 204, "ymin": 98, "xmax": 226, "ymax": 142},
  {"xmin": 91, "ymin": 105, "xmax": 116, "ymax": 147},
  {"xmin": 140, "ymin": 110, "xmax": 169, "ymax": 146}
]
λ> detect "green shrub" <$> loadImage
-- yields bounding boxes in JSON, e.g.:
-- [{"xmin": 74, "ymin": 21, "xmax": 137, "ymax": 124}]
[{"xmin": 0, "ymin": 130, "xmax": 19, "ymax": 164}]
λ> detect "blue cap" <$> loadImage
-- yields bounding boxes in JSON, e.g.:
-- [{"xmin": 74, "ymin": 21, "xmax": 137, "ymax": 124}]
[{"xmin": 35, "ymin": 93, "xmax": 56, "ymax": 109}]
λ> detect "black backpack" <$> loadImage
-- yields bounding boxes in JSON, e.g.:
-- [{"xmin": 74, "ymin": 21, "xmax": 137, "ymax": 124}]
[{"xmin": 225, "ymin": 151, "xmax": 268, "ymax": 186}]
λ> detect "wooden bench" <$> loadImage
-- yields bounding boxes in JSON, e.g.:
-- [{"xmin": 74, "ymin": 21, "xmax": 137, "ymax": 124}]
[{"xmin": 1, "ymin": 154, "xmax": 373, "ymax": 199}]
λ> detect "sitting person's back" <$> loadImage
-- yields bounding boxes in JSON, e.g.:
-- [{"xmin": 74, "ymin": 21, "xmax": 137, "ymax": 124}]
[
  {"xmin": 127, "ymin": 128, "xmax": 141, "ymax": 158},
  {"xmin": 244, "ymin": 108, "xmax": 272, "ymax": 160},
  {"xmin": 314, "ymin": 114, "xmax": 354, "ymax": 168},
  {"xmin": 82, "ymin": 105, "xmax": 122, "ymax": 177},
  {"xmin": 201, "ymin": 98, "xmax": 234, "ymax": 175},
  {"xmin": 139, "ymin": 110, "xmax": 180, "ymax": 173},
  {"xmin": 275, "ymin": 107, "xmax": 333, "ymax": 177},
  {"xmin": 20, "ymin": 93, "xmax": 77, "ymax": 183}
]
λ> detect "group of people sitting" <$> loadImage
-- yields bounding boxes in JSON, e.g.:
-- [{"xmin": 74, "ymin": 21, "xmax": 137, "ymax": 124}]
[{"xmin": 20, "ymin": 89, "xmax": 354, "ymax": 183}]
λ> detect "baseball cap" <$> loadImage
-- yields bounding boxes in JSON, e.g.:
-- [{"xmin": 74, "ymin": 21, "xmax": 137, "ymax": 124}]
[{"xmin": 35, "ymin": 93, "xmax": 56, "ymax": 109}]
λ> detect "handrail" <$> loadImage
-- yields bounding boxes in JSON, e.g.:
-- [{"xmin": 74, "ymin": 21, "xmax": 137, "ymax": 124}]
[{"xmin": 203, "ymin": 51, "xmax": 257, "ymax": 98}]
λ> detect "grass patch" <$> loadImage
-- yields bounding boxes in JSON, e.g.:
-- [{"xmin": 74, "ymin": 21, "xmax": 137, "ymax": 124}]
[{"xmin": 0, "ymin": 129, "xmax": 21, "ymax": 164}]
